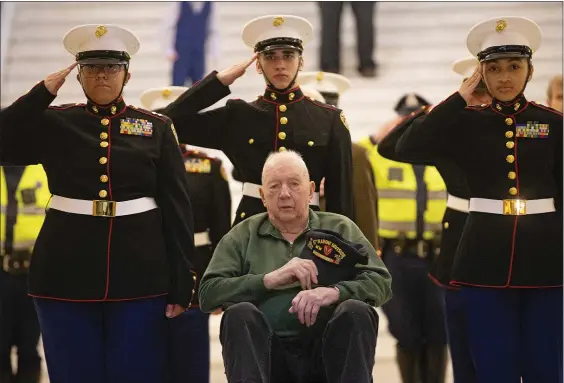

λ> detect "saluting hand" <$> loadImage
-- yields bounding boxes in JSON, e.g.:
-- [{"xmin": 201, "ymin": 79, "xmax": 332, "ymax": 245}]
[
  {"xmin": 44, "ymin": 62, "xmax": 78, "ymax": 96},
  {"xmin": 459, "ymin": 64, "xmax": 483, "ymax": 105},
  {"xmin": 216, "ymin": 54, "xmax": 258, "ymax": 86}
]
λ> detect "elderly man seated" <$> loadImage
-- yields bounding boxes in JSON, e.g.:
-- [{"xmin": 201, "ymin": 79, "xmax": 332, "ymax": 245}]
[{"xmin": 199, "ymin": 150, "xmax": 392, "ymax": 383}]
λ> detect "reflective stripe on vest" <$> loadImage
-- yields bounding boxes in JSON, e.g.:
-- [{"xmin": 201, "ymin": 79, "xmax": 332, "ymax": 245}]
[
  {"xmin": 358, "ymin": 137, "xmax": 447, "ymax": 240},
  {"xmin": 0, "ymin": 165, "xmax": 50, "ymax": 253}
]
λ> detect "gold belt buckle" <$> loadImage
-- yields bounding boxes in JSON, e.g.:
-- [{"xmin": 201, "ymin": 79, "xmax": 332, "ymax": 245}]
[
  {"xmin": 92, "ymin": 200, "xmax": 117, "ymax": 217},
  {"xmin": 503, "ymin": 199, "xmax": 526, "ymax": 215}
]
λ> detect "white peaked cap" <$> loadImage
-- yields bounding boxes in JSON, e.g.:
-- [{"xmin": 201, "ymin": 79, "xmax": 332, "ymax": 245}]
[
  {"xmin": 242, "ymin": 15, "xmax": 313, "ymax": 51},
  {"xmin": 64, "ymin": 24, "xmax": 140, "ymax": 57},
  {"xmin": 466, "ymin": 16, "xmax": 541, "ymax": 58},
  {"xmin": 140, "ymin": 86, "xmax": 189, "ymax": 110},
  {"xmin": 452, "ymin": 57, "xmax": 479, "ymax": 78},
  {"xmin": 299, "ymin": 71, "xmax": 351, "ymax": 95}
]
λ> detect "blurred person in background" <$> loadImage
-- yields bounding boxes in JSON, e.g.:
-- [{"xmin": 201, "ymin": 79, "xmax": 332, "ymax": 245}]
[
  {"xmin": 300, "ymin": 71, "xmax": 379, "ymax": 251},
  {"xmin": 141, "ymin": 86, "xmax": 232, "ymax": 383},
  {"xmin": 358, "ymin": 94, "xmax": 449, "ymax": 383},
  {"xmin": 0, "ymin": 164, "xmax": 49, "ymax": 383},
  {"xmin": 163, "ymin": 2, "xmax": 219, "ymax": 86},
  {"xmin": 318, "ymin": 2, "xmax": 377, "ymax": 77},
  {"xmin": 546, "ymin": 74, "xmax": 562, "ymax": 112}
]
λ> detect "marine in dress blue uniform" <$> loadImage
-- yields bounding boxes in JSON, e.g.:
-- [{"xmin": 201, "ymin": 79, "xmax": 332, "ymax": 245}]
[
  {"xmin": 160, "ymin": 15, "xmax": 354, "ymax": 226},
  {"xmin": 141, "ymin": 87, "xmax": 232, "ymax": 383},
  {"xmin": 395, "ymin": 17, "xmax": 563, "ymax": 383},
  {"xmin": 0, "ymin": 25, "xmax": 197, "ymax": 383}
]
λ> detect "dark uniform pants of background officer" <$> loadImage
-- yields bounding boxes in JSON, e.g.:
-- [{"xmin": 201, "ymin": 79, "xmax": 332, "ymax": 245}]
[
  {"xmin": 219, "ymin": 300, "xmax": 378, "ymax": 383},
  {"xmin": 380, "ymin": 238, "xmax": 447, "ymax": 383},
  {"xmin": 1, "ymin": 269, "xmax": 42, "ymax": 383}
]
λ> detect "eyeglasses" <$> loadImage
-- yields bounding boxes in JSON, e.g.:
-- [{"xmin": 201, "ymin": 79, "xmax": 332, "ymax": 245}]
[{"xmin": 79, "ymin": 64, "xmax": 125, "ymax": 78}]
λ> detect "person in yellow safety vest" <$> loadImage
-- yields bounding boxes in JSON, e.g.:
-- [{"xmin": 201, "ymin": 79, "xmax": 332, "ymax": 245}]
[
  {"xmin": 1, "ymin": 164, "xmax": 50, "ymax": 383},
  {"xmin": 357, "ymin": 93, "xmax": 448, "ymax": 383}
]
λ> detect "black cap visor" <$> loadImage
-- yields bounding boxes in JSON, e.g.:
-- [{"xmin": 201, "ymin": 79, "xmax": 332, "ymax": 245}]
[
  {"xmin": 76, "ymin": 50, "xmax": 130, "ymax": 65},
  {"xmin": 478, "ymin": 45, "xmax": 532, "ymax": 62},
  {"xmin": 255, "ymin": 37, "xmax": 303, "ymax": 53}
]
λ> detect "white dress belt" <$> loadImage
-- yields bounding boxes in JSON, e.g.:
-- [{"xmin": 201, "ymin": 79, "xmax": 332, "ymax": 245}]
[
  {"xmin": 49, "ymin": 195, "xmax": 158, "ymax": 217},
  {"xmin": 242, "ymin": 182, "xmax": 320, "ymax": 206},
  {"xmin": 469, "ymin": 198, "xmax": 555, "ymax": 215},
  {"xmin": 194, "ymin": 231, "xmax": 212, "ymax": 247},
  {"xmin": 446, "ymin": 194, "xmax": 469, "ymax": 213}
]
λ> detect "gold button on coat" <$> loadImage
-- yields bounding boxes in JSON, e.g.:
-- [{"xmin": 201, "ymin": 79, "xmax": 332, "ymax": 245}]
[
  {"xmin": 505, "ymin": 131, "xmax": 514, "ymax": 138},
  {"xmin": 248, "ymin": 138, "xmax": 254, "ymax": 144},
  {"xmin": 99, "ymin": 190, "xmax": 108, "ymax": 198},
  {"xmin": 100, "ymin": 132, "xmax": 108, "ymax": 140},
  {"xmin": 99, "ymin": 157, "xmax": 107, "ymax": 165},
  {"xmin": 508, "ymin": 171, "xmax": 516, "ymax": 180},
  {"xmin": 280, "ymin": 117, "xmax": 288, "ymax": 125},
  {"xmin": 505, "ymin": 118, "xmax": 513, "ymax": 125},
  {"xmin": 100, "ymin": 141, "xmax": 109, "ymax": 148},
  {"xmin": 506, "ymin": 155, "xmax": 515, "ymax": 163},
  {"xmin": 240, "ymin": 212, "xmax": 246, "ymax": 218},
  {"xmin": 279, "ymin": 146, "xmax": 287, "ymax": 152},
  {"xmin": 279, "ymin": 105, "xmax": 287, "ymax": 112},
  {"xmin": 506, "ymin": 141, "xmax": 515, "ymax": 149},
  {"xmin": 278, "ymin": 132, "xmax": 286, "ymax": 140},
  {"xmin": 100, "ymin": 175, "xmax": 109, "ymax": 183},
  {"xmin": 509, "ymin": 187, "xmax": 517, "ymax": 195},
  {"xmin": 101, "ymin": 118, "xmax": 110, "ymax": 126},
  {"xmin": 308, "ymin": 141, "xmax": 314, "ymax": 147},
  {"xmin": 443, "ymin": 222, "xmax": 449, "ymax": 229}
]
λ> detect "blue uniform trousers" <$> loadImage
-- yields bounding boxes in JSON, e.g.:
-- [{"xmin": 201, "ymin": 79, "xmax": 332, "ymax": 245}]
[
  {"xmin": 172, "ymin": 50, "xmax": 205, "ymax": 87},
  {"xmin": 33, "ymin": 296, "xmax": 169, "ymax": 383},
  {"xmin": 460, "ymin": 287, "xmax": 563, "ymax": 383},
  {"xmin": 169, "ymin": 308, "xmax": 210, "ymax": 383},
  {"xmin": 443, "ymin": 288, "xmax": 476, "ymax": 383},
  {"xmin": 381, "ymin": 247, "xmax": 447, "ymax": 350}
]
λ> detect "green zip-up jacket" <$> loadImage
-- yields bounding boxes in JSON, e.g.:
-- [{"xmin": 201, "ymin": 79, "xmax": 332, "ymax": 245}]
[{"xmin": 199, "ymin": 209, "xmax": 392, "ymax": 337}]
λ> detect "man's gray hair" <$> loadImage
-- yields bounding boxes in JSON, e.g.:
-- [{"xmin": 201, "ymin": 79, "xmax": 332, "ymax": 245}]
[{"xmin": 261, "ymin": 150, "xmax": 310, "ymax": 185}]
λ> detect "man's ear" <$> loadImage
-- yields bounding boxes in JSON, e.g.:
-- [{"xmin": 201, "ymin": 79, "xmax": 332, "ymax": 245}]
[
  {"xmin": 124, "ymin": 72, "xmax": 131, "ymax": 85},
  {"xmin": 259, "ymin": 187, "xmax": 267, "ymax": 207}
]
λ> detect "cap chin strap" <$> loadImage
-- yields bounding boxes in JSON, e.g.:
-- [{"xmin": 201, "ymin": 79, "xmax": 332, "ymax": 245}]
[
  {"xmin": 81, "ymin": 64, "xmax": 129, "ymax": 107},
  {"xmin": 259, "ymin": 61, "xmax": 300, "ymax": 93}
]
